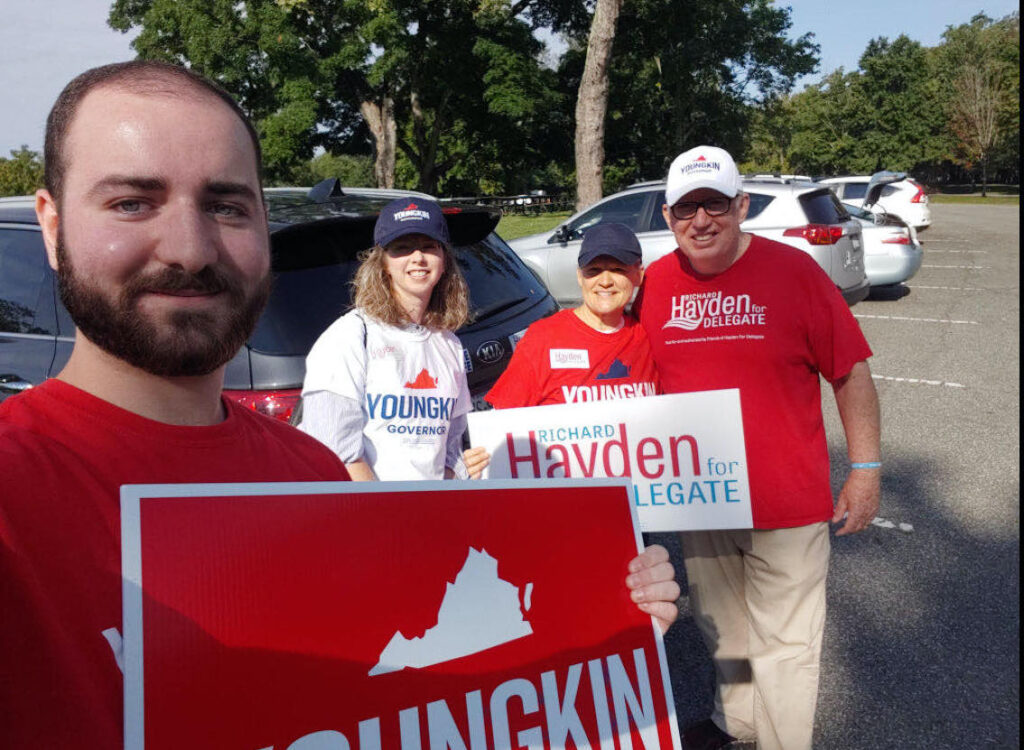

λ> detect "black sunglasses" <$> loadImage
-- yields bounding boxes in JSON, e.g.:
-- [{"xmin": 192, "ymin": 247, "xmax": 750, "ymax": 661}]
[{"xmin": 669, "ymin": 196, "xmax": 734, "ymax": 220}]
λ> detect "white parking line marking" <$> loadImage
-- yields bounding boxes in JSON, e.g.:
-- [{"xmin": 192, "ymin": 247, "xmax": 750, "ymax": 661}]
[
  {"xmin": 921, "ymin": 264, "xmax": 991, "ymax": 269},
  {"xmin": 925, "ymin": 249, "xmax": 987, "ymax": 254},
  {"xmin": 855, "ymin": 314, "xmax": 978, "ymax": 325},
  {"xmin": 872, "ymin": 374, "xmax": 966, "ymax": 388},
  {"xmin": 871, "ymin": 517, "xmax": 914, "ymax": 533},
  {"xmin": 907, "ymin": 285, "xmax": 984, "ymax": 291}
]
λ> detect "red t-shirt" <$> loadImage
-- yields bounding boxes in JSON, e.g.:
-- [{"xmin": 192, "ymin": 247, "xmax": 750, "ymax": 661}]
[
  {"xmin": 0, "ymin": 379, "xmax": 348, "ymax": 747},
  {"xmin": 486, "ymin": 309, "xmax": 660, "ymax": 408},
  {"xmin": 635, "ymin": 235, "xmax": 872, "ymax": 529}
]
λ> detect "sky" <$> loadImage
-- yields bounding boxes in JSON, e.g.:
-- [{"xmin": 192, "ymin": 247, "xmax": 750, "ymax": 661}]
[{"xmin": 0, "ymin": 0, "xmax": 1019, "ymax": 155}]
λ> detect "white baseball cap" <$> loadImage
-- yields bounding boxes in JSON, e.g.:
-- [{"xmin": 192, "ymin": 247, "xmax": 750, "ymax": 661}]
[{"xmin": 665, "ymin": 145, "xmax": 743, "ymax": 206}]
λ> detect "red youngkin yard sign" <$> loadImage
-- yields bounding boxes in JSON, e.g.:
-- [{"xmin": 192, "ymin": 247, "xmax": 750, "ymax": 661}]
[{"xmin": 120, "ymin": 479, "xmax": 682, "ymax": 750}]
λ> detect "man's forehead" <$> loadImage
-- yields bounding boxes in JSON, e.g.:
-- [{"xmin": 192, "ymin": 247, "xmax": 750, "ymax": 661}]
[
  {"xmin": 64, "ymin": 85, "xmax": 258, "ymax": 180},
  {"xmin": 676, "ymin": 187, "xmax": 732, "ymax": 203}
]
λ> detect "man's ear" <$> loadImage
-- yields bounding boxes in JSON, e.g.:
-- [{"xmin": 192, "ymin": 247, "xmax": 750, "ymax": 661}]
[
  {"xmin": 661, "ymin": 203, "xmax": 672, "ymax": 229},
  {"xmin": 734, "ymin": 192, "xmax": 751, "ymax": 224},
  {"xmin": 35, "ymin": 189, "xmax": 60, "ymax": 271}
]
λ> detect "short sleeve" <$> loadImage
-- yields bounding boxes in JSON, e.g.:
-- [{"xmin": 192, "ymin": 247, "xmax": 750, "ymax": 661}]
[
  {"xmin": 301, "ymin": 311, "xmax": 367, "ymax": 401},
  {"xmin": 806, "ymin": 268, "xmax": 873, "ymax": 382},
  {"xmin": 297, "ymin": 390, "xmax": 367, "ymax": 463},
  {"xmin": 485, "ymin": 325, "xmax": 543, "ymax": 408},
  {"xmin": 446, "ymin": 332, "xmax": 473, "ymax": 420}
]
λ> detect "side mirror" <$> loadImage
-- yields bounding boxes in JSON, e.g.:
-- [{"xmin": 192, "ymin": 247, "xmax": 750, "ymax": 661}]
[{"xmin": 552, "ymin": 225, "xmax": 571, "ymax": 244}]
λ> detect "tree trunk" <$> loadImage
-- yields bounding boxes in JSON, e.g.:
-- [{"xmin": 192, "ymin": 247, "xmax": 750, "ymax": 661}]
[
  {"xmin": 405, "ymin": 89, "xmax": 451, "ymax": 194},
  {"xmin": 573, "ymin": 0, "xmax": 623, "ymax": 212},
  {"xmin": 982, "ymin": 155, "xmax": 988, "ymax": 197},
  {"xmin": 360, "ymin": 97, "xmax": 396, "ymax": 188}
]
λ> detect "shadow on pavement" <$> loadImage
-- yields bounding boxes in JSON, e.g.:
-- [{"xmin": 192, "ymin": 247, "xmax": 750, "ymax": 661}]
[
  {"xmin": 820, "ymin": 446, "xmax": 1020, "ymax": 747},
  {"xmin": 867, "ymin": 284, "xmax": 912, "ymax": 302},
  {"xmin": 644, "ymin": 447, "xmax": 1020, "ymax": 748}
]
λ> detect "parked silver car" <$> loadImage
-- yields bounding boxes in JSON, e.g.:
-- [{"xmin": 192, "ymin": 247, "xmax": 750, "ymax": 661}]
[
  {"xmin": 843, "ymin": 202, "xmax": 923, "ymax": 287},
  {"xmin": 507, "ymin": 178, "xmax": 869, "ymax": 306}
]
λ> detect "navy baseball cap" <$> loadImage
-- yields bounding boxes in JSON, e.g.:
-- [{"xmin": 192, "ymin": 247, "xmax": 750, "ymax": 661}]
[
  {"xmin": 578, "ymin": 223, "xmax": 643, "ymax": 267},
  {"xmin": 374, "ymin": 197, "xmax": 451, "ymax": 248}
]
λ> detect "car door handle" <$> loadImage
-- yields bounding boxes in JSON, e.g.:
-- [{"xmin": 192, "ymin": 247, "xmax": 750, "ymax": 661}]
[{"xmin": 0, "ymin": 373, "xmax": 34, "ymax": 394}]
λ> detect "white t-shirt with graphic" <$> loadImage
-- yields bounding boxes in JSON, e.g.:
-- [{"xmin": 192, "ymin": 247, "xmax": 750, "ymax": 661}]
[{"xmin": 301, "ymin": 309, "xmax": 471, "ymax": 480}]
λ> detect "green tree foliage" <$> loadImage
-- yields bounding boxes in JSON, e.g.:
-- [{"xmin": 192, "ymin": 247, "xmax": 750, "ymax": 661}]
[
  {"xmin": 109, "ymin": 0, "xmax": 563, "ymax": 194},
  {"xmin": 739, "ymin": 94, "xmax": 797, "ymax": 174},
  {"xmin": 773, "ymin": 36, "xmax": 950, "ymax": 176},
  {"xmin": 854, "ymin": 36, "xmax": 949, "ymax": 170},
  {"xmin": 935, "ymin": 12, "xmax": 1019, "ymax": 191},
  {"xmin": 289, "ymin": 152, "xmax": 375, "ymax": 187},
  {"xmin": 564, "ymin": 0, "xmax": 818, "ymax": 189},
  {"xmin": 745, "ymin": 12, "xmax": 1019, "ymax": 184},
  {"xmin": 0, "ymin": 147, "xmax": 45, "ymax": 197},
  {"xmin": 109, "ymin": 0, "xmax": 355, "ymax": 182}
]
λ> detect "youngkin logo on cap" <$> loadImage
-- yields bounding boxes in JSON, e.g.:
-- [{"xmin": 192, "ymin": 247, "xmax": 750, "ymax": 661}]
[
  {"xmin": 394, "ymin": 202, "xmax": 432, "ymax": 222},
  {"xmin": 681, "ymin": 156, "xmax": 721, "ymax": 175}
]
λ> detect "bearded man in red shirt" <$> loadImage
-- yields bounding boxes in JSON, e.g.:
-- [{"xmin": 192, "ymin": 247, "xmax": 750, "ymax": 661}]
[
  {"xmin": 0, "ymin": 61, "xmax": 680, "ymax": 746},
  {"xmin": 634, "ymin": 146, "xmax": 881, "ymax": 750}
]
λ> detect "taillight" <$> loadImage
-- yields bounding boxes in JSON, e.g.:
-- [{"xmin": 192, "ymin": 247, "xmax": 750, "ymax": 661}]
[
  {"xmin": 223, "ymin": 389, "xmax": 302, "ymax": 423},
  {"xmin": 909, "ymin": 183, "xmax": 927, "ymax": 204},
  {"xmin": 783, "ymin": 224, "xmax": 844, "ymax": 245},
  {"xmin": 882, "ymin": 233, "xmax": 912, "ymax": 245}
]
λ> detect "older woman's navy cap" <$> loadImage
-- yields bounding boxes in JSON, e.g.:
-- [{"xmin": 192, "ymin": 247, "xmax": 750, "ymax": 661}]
[
  {"xmin": 578, "ymin": 223, "xmax": 643, "ymax": 267},
  {"xmin": 374, "ymin": 197, "xmax": 451, "ymax": 248}
]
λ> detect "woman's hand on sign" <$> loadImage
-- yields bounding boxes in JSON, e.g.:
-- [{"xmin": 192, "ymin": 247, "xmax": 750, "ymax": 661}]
[
  {"xmin": 626, "ymin": 544, "xmax": 680, "ymax": 634},
  {"xmin": 463, "ymin": 447, "xmax": 491, "ymax": 479}
]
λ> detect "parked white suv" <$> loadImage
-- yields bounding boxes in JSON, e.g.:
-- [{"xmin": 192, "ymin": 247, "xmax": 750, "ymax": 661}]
[
  {"xmin": 506, "ymin": 178, "xmax": 869, "ymax": 306},
  {"xmin": 819, "ymin": 175, "xmax": 931, "ymax": 230}
]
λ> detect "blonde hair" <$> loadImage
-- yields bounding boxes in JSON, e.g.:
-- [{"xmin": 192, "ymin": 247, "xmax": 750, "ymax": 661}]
[{"xmin": 352, "ymin": 243, "xmax": 470, "ymax": 331}]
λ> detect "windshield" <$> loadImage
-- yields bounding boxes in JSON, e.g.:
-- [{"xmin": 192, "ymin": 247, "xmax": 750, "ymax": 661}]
[{"xmin": 248, "ymin": 232, "xmax": 548, "ymax": 355}]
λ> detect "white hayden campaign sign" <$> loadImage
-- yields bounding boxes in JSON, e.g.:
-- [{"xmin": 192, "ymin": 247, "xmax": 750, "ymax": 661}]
[{"xmin": 468, "ymin": 390, "xmax": 752, "ymax": 532}]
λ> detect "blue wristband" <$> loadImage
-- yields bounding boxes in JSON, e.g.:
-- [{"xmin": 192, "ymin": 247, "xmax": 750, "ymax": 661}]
[{"xmin": 850, "ymin": 461, "xmax": 882, "ymax": 470}]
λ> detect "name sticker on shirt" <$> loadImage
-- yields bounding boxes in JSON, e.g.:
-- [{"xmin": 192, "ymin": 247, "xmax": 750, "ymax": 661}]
[{"xmin": 550, "ymin": 349, "xmax": 590, "ymax": 369}]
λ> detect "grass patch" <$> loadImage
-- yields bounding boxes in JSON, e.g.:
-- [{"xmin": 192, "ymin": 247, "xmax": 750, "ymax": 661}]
[
  {"xmin": 929, "ymin": 194, "xmax": 1019, "ymax": 205},
  {"xmin": 496, "ymin": 211, "xmax": 573, "ymax": 240}
]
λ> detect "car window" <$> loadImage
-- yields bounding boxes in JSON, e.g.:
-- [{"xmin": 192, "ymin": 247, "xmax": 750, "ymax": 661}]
[
  {"xmin": 842, "ymin": 202, "xmax": 874, "ymax": 221},
  {"xmin": 841, "ymin": 182, "xmax": 868, "ymax": 200},
  {"xmin": 744, "ymin": 192, "xmax": 775, "ymax": 221},
  {"xmin": 249, "ymin": 233, "xmax": 549, "ymax": 356},
  {"xmin": 564, "ymin": 192, "xmax": 649, "ymax": 239},
  {"xmin": 799, "ymin": 190, "xmax": 851, "ymax": 224},
  {"xmin": 0, "ymin": 228, "xmax": 55, "ymax": 335},
  {"xmin": 646, "ymin": 192, "xmax": 669, "ymax": 231}
]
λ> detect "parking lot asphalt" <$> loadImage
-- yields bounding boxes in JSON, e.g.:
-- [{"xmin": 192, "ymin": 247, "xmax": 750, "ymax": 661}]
[{"xmin": 649, "ymin": 203, "xmax": 1021, "ymax": 748}]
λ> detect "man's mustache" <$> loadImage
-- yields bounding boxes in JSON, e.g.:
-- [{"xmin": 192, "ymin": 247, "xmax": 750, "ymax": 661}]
[{"xmin": 123, "ymin": 266, "xmax": 239, "ymax": 298}]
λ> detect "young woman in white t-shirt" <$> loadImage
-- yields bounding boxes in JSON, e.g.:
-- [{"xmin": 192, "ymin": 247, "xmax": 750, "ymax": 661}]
[
  {"xmin": 299, "ymin": 198, "xmax": 489, "ymax": 481},
  {"xmin": 301, "ymin": 202, "xmax": 679, "ymax": 634}
]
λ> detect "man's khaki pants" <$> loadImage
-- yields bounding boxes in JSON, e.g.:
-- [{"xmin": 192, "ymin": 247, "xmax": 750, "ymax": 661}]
[{"xmin": 680, "ymin": 523, "xmax": 830, "ymax": 750}]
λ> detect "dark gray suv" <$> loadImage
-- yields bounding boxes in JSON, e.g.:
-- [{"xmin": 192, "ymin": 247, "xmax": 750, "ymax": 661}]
[{"xmin": 0, "ymin": 191, "xmax": 558, "ymax": 415}]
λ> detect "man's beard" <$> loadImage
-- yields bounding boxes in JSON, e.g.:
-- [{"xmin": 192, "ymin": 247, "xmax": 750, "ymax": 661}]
[{"xmin": 56, "ymin": 234, "xmax": 272, "ymax": 377}]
